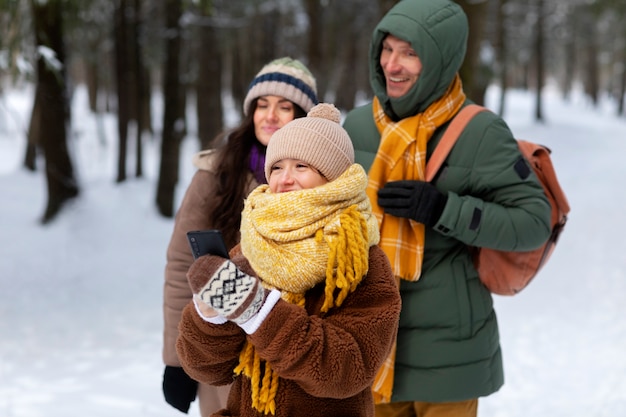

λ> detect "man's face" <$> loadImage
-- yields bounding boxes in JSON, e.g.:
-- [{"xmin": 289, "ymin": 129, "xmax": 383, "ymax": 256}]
[{"xmin": 380, "ymin": 34, "xmax": 423, "ymax": 98}]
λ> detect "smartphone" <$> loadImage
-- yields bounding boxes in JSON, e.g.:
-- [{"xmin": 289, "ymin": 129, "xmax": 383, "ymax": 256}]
[{"xmin": 186, "ymin": 229, "xmax": 230, "ymax": 260}]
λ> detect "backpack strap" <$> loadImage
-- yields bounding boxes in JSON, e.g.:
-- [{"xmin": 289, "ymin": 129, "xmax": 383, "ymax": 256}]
[{"xmin": 426, "ymin": 104, "xmax": 487, "ymax": 182}]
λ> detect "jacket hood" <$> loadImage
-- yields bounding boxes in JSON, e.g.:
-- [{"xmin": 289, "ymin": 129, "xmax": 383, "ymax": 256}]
[{"xmin": 369, "ymin": 0, "xmax": 468, "ymax": 120}]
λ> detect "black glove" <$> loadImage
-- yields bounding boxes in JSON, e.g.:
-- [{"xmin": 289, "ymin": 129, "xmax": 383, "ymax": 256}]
[
  {"xmin": 163, "ymin": 365, "xmax": 198, "ymax": 413},
  {"xmin": 377, "ymin": 180, "xmax": 448, "ymax": 228}
]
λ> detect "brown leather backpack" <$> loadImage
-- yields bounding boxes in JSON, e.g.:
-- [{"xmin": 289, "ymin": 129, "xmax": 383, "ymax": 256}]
[{"xmin": 426, "ymin": 104, "xmax": 570, "ymax": 295}]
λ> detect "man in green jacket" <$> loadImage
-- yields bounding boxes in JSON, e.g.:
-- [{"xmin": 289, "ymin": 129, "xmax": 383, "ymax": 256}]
[{"xmin": 342, "ymin": 0, "xmax": 552, "ymax": 416}]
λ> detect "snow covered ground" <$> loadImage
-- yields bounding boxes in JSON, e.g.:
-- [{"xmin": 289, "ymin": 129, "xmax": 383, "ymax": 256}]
[{"xmin": 1, "ymin": 83, "xmax": 625, "ymax": 416}]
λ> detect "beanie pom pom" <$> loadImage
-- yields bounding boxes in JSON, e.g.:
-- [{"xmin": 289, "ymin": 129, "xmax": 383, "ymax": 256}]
[{"xmin": 307, "ymin": 103, "xmax": 341, "ymax": 124}]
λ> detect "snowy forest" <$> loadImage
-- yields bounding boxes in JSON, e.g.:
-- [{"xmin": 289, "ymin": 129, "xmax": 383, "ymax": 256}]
[{"xmin": 1, "ymin": 0, "xmax": 626, "ymax": 224}]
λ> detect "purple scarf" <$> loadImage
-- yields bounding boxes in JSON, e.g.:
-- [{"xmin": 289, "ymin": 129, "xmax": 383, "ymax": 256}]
[{"xmin": 249, "ymin": 144, "xmax": 267, "ymax": 184}]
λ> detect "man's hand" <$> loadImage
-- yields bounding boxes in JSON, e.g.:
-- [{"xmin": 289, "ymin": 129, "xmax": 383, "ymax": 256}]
[{"xmin": 377, "ymin": 180, "xmax": 448, "ymax": 227}]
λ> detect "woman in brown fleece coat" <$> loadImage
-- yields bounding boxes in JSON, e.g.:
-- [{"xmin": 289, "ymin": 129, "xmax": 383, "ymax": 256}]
[
  {"xmin": 162, "ymin": 57, "xmax": 319, "ymax": 416},
  {"xmin": 176, "ymin": 104, "xmax": 401, "ymax": 417}
]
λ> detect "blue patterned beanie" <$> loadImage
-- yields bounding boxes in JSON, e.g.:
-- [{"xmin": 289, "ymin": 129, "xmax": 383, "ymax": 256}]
[{"xmin": 243, "ymin": 57, "xmax": 318, "ymax": 115}]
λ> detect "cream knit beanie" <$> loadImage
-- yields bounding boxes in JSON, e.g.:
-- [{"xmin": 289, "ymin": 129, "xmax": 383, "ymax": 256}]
[
  {"xmin": 243, "ymin": 57, "xmax": 318, "ymax": 115},
  {"xmin": 264, "ymin": 103, "xmax": 354, "ymax": 182}
]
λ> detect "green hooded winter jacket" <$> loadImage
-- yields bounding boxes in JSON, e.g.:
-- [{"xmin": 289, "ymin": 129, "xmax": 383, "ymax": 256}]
[{"xmin": 343, "ymin": 0, "xmax": 552, "ymax": 403}]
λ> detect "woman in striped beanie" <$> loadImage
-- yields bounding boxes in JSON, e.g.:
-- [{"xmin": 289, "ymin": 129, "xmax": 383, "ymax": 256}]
[
  {"xmin": 162, "ymin": 57, "xmax": 319, "ymax": 417},
  {"xmin": 176, "ymin": 103, "xmax": 402, "ymax": 417}
]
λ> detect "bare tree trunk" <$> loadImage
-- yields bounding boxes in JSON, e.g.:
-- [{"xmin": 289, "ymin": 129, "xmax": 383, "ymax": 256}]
[
  {"xmin": 140, "ymin": 66, "xmax": 152, "ymax": 134},
  {"xmin": 495, "ymin": 0, "xmax": 508, "ymax": 117},
  {"xmin": 24, "ymin": 92, "xmax": 40, "ymax": 171},
  {"xmin": 618, "ymin": 71, "xmax": 626, "ymax": 115},
  {"xmin": 618, "ymin": 49, "xmax": 626, "ymax": 116},
  {"xmin": 132, "ymin": 0, "xmax": 145, "ymax": 177},
  {"xmin": 616, "ymin": 9, "xmax": 626, "ymax": 116},
  {"xmin": 305, "ymin": 0, "xmax": 324, "ymax": 98},
  {"xmin": 230, "ymin": 8, "xmax": 278, "ymax": 117},
  {"xmin": 85, "ymin": 58, "xmax": 99, "ymax": 112},
  {"xmin": 585, "ymin": 35, "xmax": 600, "ymax": 106},
  {"xmin": 31, "ymin": 0, "xmax": 79, "ymax": 224},
  {"xmin": 334, "ymin": 26, "xmax": 359, "ymax": 111},
  {"xmin": 534, "ymin": 0, "xmax": 545, "ymax": 122},
  {"xmin": 231, "ymin": 34, "xmax": 246, "ymax": 116},
  {"xmin": 561, "ymin": 11, "xmax": 577, "ymax": 101},
  {"xmin": 457, "ymin": 0, "xmax": 489, "ymax": 105},
  {"xmin": 156, "ymin": 0, "xmax": 185, "ymax": 217},
  {"xmin": 114, "ymin": 0, "xmax": 130, "ymax": 182},
  {"xmin": 231, "ymin": 17, "xmax": 260, "ymax": 117},
  {"xmin": 378, "ymin": 0, "xmax": 396, "ymax": 17},
  {"xmin": 196, "ymin": 13, "xmax": 223, "ymax": 150},
  {"xmin": 259, "ymin": 9, "xmax": 279, "ymax": 66}
]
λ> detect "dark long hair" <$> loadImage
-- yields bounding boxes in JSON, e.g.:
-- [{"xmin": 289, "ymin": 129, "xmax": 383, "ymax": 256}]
[{"xmin": 207, "ymin": 99, "xmax": 307, "ymax": 248}]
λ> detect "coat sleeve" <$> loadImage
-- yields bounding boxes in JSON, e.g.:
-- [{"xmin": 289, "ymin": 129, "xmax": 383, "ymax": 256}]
[
  {"xmin": 433, "ymin": 112, "xmax": 552, "ymax": 251},
  {"xmin": 162, "ymin": 169, "xmax": 219, "ymax": 366},
  {"xmin": 248, "ymin": 246, "xmax": 401, "ymax": 399},
  {"xmin": 176, "ymin": 301, "xmax": 247, "ymax": 386}
]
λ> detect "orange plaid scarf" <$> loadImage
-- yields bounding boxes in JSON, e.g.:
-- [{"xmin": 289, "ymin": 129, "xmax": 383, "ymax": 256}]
[{"xmin": 369, "ymin": 75, "xmax": 466, "ymax": 403}]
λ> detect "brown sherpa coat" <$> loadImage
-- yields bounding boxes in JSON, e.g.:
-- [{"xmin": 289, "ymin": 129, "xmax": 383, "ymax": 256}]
[
  {"xmin": 163, "ymin": 150, "xmax": 260, "ymax": 367},
  {"xmin": 176, "ymin": 244, "xmax": 401, "ymax": 417}
]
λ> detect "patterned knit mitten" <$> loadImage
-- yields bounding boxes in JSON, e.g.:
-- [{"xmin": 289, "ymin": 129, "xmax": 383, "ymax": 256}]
[{"xmin": 187, "ymin": 255, "xmax": 268, "ymax": 324}]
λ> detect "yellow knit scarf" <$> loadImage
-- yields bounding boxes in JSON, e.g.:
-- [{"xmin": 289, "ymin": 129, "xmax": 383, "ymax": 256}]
[
  {"xmin": 368, "ymin": 75, "xmax": 466, "ymax": 403},
  {"xmin": 237, "ymin": 163, "xmax": 380, "ymax": 415}
]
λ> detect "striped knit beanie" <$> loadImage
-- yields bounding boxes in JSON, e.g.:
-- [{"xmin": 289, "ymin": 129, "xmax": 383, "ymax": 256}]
[
  {"xmin": 264, "ymin": 103, "xmax": 354, "ymax": 182},
  {"xmin": 243, "ymin": 57, "xmax": 318, "ymax": 116}
]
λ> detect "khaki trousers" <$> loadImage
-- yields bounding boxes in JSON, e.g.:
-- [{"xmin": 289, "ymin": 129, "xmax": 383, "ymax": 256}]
[
  {"xmin": 375, "ymin": 399, "xmax": 478, "ymax": 417},
  {"xmin": 198, "ymin": 383, "xmax": 231, "ymax": 417}
]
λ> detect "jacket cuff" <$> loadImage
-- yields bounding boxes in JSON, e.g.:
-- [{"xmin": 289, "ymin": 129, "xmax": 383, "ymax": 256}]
[{"xmin": 238, "ymin": 289, "xmax": 281, "ymax": 334}]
